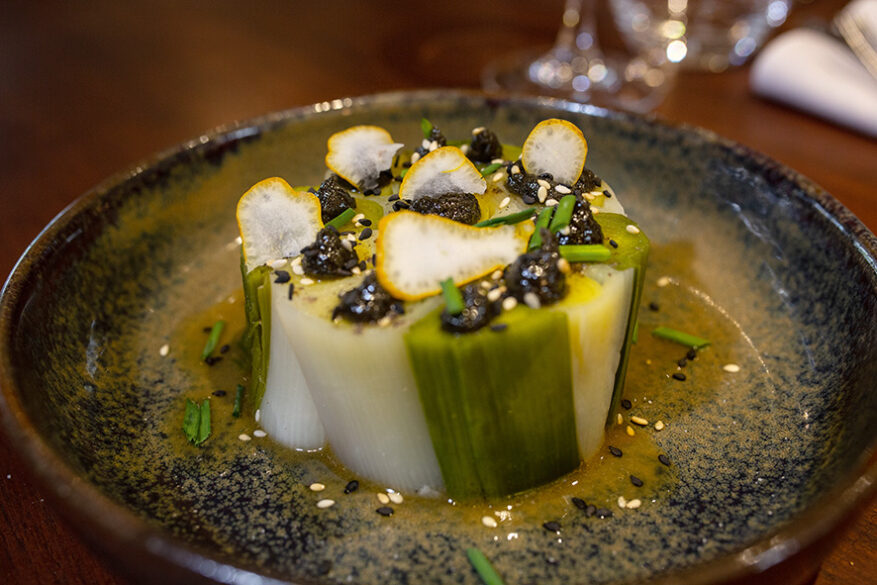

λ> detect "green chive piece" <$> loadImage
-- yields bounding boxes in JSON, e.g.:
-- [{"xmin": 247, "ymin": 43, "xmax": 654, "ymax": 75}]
[
  {"xmin": 479, "ymin": 162, "xmax": 503, "ymax": 177},
  {"xmin": 420, "ymin": 117, "xmax": 434, "ymax": 138},
  {"xmin": 399, "ymin": 167, "xmax": 409, "ymax": 178},
  {"xmin": 232, "ymin": 384, "xmax": 245, "ymax": 418},
  {"xmin": 325, "ymin": 207, "xmax": 356, "ymax": 229},
  {"xmin": 466, "ymin": 548, "xmax": 506, "ymax": 585},
  {"xmin": 475, "ymin": 208, "xmax": 537, "ymax": 228},
  {"xmin": 559, "ymin": 244, "xmax": 611, "ymax": 263},
  {"xmin": 197, "ymin": 399, "xmax": 211, "ymax": 445},
  {"xmin": 183, "ymin": 399, "xmax": 200, "ymax": 443},
  {"xmin": 201, "ymin": 320, "xmax": 225, "ymax": 361},
  {"xmin": 549, "ymin": 195, "xmax": 577, "ymax": 233},
  {"xmin": 528, "ymin": 207, "xmax": 554, "ymax": 250},
  {"xmin": 440, "ymin": 278, "xmax": 465, "ymax": 315},
  {"xmin": 652, "ymin": 326, "xmax": 711, "ymax": 348}
]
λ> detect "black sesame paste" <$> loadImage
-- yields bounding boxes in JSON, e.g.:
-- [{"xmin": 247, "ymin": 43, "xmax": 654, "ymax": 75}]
[
  {"xmin": 556, "ymin": 199, "xmax": 603, "ymax": 245},
  {"xmin": 440, "ymin": 283, "xmax": 499, "ymax": 333},
  {"xmin": 300, "ymin": 226, "xmax": 358, "ymax": 277},
  {"xmin": 409, "ymin": 193, "xmax": 481, "ymax": 225},
  {"xmin": 506, "ymin": 160, "xmax": 604, "ymax": 203},
  {"xmin": 315, "ymin": 175, "xmax": 356, "ymax": 224},
  {"xmin": 573, "ymin": 168, "xmax": 602, "ymax": 194},
  {"xmin": 332, "ymin": 273, "xmax": 404, "ymax": 323},
  {"xmin": 504, "ymin": 229, "xmax": 567, "ymax": 305},
  {"xmin": 467, "ymin": 127, "xmax": 502, "ymax": 163}
]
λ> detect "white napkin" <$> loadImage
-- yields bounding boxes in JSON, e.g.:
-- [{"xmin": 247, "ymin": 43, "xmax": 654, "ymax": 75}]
[{"xmin": 750, "ymin": 2, "xmax": 877, "ymax": 138}]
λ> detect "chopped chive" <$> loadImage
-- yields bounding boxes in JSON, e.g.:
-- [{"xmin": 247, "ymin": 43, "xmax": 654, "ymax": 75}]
[
  {"xmin": 475, "ymin": 208, "xmax": 537, "ymax": 228},
  {"xmin": 466, "ymin": 548, "xmax": 505, "ymax": 585},
  {"xmin": 183, "ymin": 399, "xmax": 200, "ymax": 443},
  {"xmin": 197, "ymin": 399, "xmax": 211, "ymax": 445},
  {"xmin": 651, "ymin": 326, "xmax": 711, "ymax": 349},
  {"xmin": 325, "ymin": 207, "xmax": 356, "ymax": 229},
  {"xmin": 479, "ymin": 162, "xmax": 503, "ymax": 177},
  {"xmin": 558, "ymin": 245, "xmax": 611, "ymax": 263},
  {"xmin": 528, "ymin": 207, "xmax": 554, "ymax": 250},
  {"xmin": 232, "ymin": 383, "xmax": 245, "ymax": 418},
  {"xmin": 549, "ymin": 195, "xmax": 577, "ymax": 233},
  {"xmin": 420, "ymin": 117, "xmax": 434, "ymax": 139},
  {"xmin": 440, "ymin": 278, "xmax": 465, "ymax": 315},
  {"xmin": 200, "ymin": 320, "xmax": 225, "ymax": 361}
]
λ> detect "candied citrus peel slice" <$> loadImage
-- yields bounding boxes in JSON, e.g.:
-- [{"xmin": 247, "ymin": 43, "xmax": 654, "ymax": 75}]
[
  {"xmin": 325, "ymin": 125, "xmax": 403, "ymax": 191},
  {"xmin": 236, "ymin": 177, "xmax": 323, "ymax": 273},
  {"xmin": 399, "ymin": 146, "xmax": 487, "ymax": 201},
  {"xmin": 375, "ymin": 211, "xmax": 528, "ymax": 301},
  {"xmin": 521, "ymin": 119, "xmax": 588, "ymax": 185}
]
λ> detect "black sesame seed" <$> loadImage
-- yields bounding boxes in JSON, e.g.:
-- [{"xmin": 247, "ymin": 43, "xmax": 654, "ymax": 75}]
[
  {"xmin": 677, "ymin": 358, "xmax": 687, "ymax": 368},
  {"xmin": 672, "ymin": 372, "xmax": 687, "ymax": 381},
  {"xmin": 621, "ymin": 399, "xmax": 632, "ymax": 410},
  {"xmin": 630, "ymin": 475, "xmax": 644, "ymax": 487},
  {"xmin": 274, "ymin": 270, "xmax": 291, "ymax": 284},
  {"xmin": 359, "ymin": 228, "xmax": 373, "ymax": 240},
  {"xmin": 344, "ymin": 480, "xmax": 359, "ymax": 494},
  {"xmin": 585, "ymin": 505, "xmax": 597, "ymax": 517},
  {"xmin": 376, "ymin": 506, "xmax": 394, "ymax": 516},
  {"xmin": 609, "ymin": 446, "xmax": 623, "ymax": 457},
  {"xmin": 686, "ymin": 348, "xmax": 697, "ymax": 360},
  {"xmin": 542, "ymin": 521, "xmax": 561, "ymax": 533},
  {"xmin": 205, "ymin": 356, "xmax": 222, "ymax": 366},
  {"xmin": 203, "ymin": 326, "xmax": 213, "ymax": 333},
  {"xmin": 658, "ymin": 454, "xmax": 671, "ymax": 467},
  {"xmin": 596, "ymin": 508, "xmax": 613, "ymax": 518},
  {"xmin": 219, "ymin": 344, "xmax": 230, "ymax": 354},
  {"xmin": 648, "ymin": 301, "xmax": 660, "ymax": 311},
  {"xmin": 609, "ymin": 239, "xmax": 619, "ymax": 248},
  {"xmin": 604, "ymin": 191, "xmax": 612, "ymax": 198},
  {"xmin": 522, "ymin": 194, "xmax": 537, "ymax": 205},
  {"xmin": 571, "ymin": 497, "xmax": 587, "ymax": 510},
  {"xmin": 212, "ymin": 390, "xmax": 227, "ymax": 397},
  {"xmin": 359, "ymin": 218, "xmax": 372, "ymax": 226},
  {"xmin": 358, "ymin": 260, "xmax": 367, "ymax": 271},
  {"xmin": 371, "ymin": 254, "xmax": 376, "ymax": 265},
  {"xmin": 288, "ymin": 283, "xmax": 295, "ymax": 300},
  {"xmin": 388, "ymin": 194, "xmax": 400, "ymax": 202},
  {"xmin": 490, "ymin": 323, "xmax": 508, "ymax": 332}
]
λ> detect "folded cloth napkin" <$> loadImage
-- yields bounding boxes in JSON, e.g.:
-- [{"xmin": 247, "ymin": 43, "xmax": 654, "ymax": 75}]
[{"xmin": 750, "ymin": 1, "xmax": 877, "ymax": 138}]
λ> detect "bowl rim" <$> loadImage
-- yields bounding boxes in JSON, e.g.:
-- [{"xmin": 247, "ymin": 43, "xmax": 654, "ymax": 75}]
[{"xmin": 1, "ymin": 88, "xmax": 875, "ymax": 585}]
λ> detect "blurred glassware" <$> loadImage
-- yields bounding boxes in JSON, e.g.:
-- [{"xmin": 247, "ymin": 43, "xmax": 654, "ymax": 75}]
[
  {"xmin": 609, "ymin": 0, "xmax": 792, "ymax": 72},
  {"xmin": 482, "ymin": 0, "xmax": 680, "ymax": 113}
]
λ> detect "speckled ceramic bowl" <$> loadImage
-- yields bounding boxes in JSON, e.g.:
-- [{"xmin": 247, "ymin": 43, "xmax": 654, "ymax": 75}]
[{"xmin": 1, "ymin": 90, "xmax": 875, "ymax": 585}]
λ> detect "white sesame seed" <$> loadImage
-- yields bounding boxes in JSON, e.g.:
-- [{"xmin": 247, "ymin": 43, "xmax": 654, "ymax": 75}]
[
  {"xmin": 377, "ymin": 493, "xmax": 390, "ymax": 505},
  {"xmin": 238, "ymin": 433, "xmax": 252, "ymax": 442},
  {"xmin": 630, "ymin": 416, "xmax": 649, "ymax": 426},
  {"xmin": 487, "ymin": 288, "xmax": 503, "ymax": 302},
  {"xmin": 555, "ymin": 185, "xmax": 571, "ymax": 194},
  {"xmin": 499, "ymin": 196, "xmax": 510, "ymax": 209},
  {"xmin": 723, "ymin": 363, "xmax": 741, "ymax": 373},
  {"xmin": 351, "ymin": 267, "xmax": 361, "ymax": 275},
  {"xmin": 618, "ymin": 496, "xmax": 627, "ymax": 509},
  {"xmin": 389, "ymin": 492, "xmax": 404, "ymax": 504},
  {"xmin": 269, "ymin": 258, "xmax": 286, "ymax": 269},
  {"xmin": 255, "ymin": 409, "xmax": 261, "ymax": 422},
  {"xmin": 378, "ymin": 316, "xmax": 392, "ymax": 327},
  {"xmin": 159, "ymin": 344, "xmax": 169, "ymax": 357},
  {"xmin": 481, "ymin": 515, "xmax": 498, "ymax": 528},
  {"xmin": 473, "ymin": 126, "xmax": 486, "ymax": 135},
  {"xmin": 511, "ymin": 165, "xmax": 520, "ymax": 175},
  {"xmin": 657, "ymin": 276, "xmax": 671, "ymax": 287},
  {"xmin": 253, "ymin": 429, "xmax": 267, "ymax": 438},
  {"xmin": 537, "ymin": 186, "xmax": 548, "ymax": 203},
  {"xmin": 480, "ymin": 280, "xmax": 492, "ymax": 290},
  {"xmin": 545, "ymin": 198, "xmax": 558, "ymax": 207},
  {"xmin": 310, "ymin": 483, "xmax": 326, "ymax": 492},
  {"xmin": 537, "ymin": 179, "xmax": 551, "ymax": 190},
  {"xmin": 429, "ymin": 140, "xmax": 438, "ymax": 151},
  {"xmin": 626, "ymin": 425, "xmax": 635, "ymax": 437},
  {"xmin": 460, "ymin": 144, "xmax": 470, "ymax": 154},
  {"xmin": 617, "ymin": 413, "xmax": 624, "ymax": 425},
  {"xmin": 626, "ymin": 225, "xmax": 641, "ymax": 234},
  {"xmin": 502, "ymin": 297, "xmax": 518, "ymax": 311},
  {"xmin": 421, "ymin": 138, "xmax": 431, "ymax": 149},
  {"xmin": 559, "ymin": 226, "xmax": 570, "ymax": 235},
  {"xmin": 410, "ymin": 152, "xmax": 421, "ymax": 164},
  {"xmin": 317, "ymin": 499, "xmax": 335, "ymax": 509},
  {"xmin": 300, "ymin": 277, "xmax": 315, "ymax": 285},
  {"xmin": 654, "ymin": 420, "xmax": 665, "ymax": 431},
  {"xmin": 292, "ymin": 263, "xmax": 305, "ymax": 276},
  {"xmin": 626, "ymin": 499, "xmax": 642, "ymax": 509},
  {"xmin": 346, "ymin": 233, "xmax": 357, "ymax": 242},
  {"xmin": 523, "ymin": 292, "xmax": 541, "ymax": 309},
  {"xmin": 589, "ymin": 190, "xmax": 603, "ymax": 198},
  {"xmin": 557, "ymin": 258, "xmax": 571, "ymax": 273},
  {"xmin": 291, "ymin": 255, "xmax": 302, "ymax": 266},
  {"xmin": 353, "ymin": 213, "xmax": 365, "ymax": 223},
  {"xmin": 590, "ymin": 205, "xmax": 600, "ymax": 214},
  {"xmin": 490, "ymin": 158, "xmax": 504, "ymax": 164},
  {"xmin": 492, "ymin": 172, "xmax": 505, "ymax": 183},
  {"xmin": 340, "ymin": 239, "xmax": 353, "ymax": 251},
  {"xmin": 491, "ymin": 270, "xmax": 503, "ymax": 280}
]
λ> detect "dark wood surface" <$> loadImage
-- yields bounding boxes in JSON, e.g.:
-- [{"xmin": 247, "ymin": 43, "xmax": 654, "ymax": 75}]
[{"xmin": 1, "ymin": 1, "xmax": 874, "ymax": 583}]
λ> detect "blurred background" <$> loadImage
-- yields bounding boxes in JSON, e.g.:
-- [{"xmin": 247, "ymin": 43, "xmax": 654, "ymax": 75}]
[{"xmin": 1, "ymin": 0, "xmax": 874, "ymax": 583}]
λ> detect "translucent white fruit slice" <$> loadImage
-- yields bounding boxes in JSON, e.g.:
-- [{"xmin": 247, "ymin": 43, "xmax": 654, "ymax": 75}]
[
  {"xmin": 236, "ymin": 177, "xmax": 322, "ymax": 273},
  {"xmin": 376, "ymin": 211, "xmax": 528, "ymax": 300},
  {"xmin": 325, "ymin": 125, "xmax": 403, "ymax": 190},
  {"xmin": 399, "ymin": 146, "xmax": 486, "ymax": 200},
  {"xmin": 521, "ymin": 119, "xmax": 588, "ymax": 185}
]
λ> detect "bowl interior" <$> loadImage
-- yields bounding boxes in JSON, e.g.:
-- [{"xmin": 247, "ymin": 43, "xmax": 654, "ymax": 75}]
[{"xmin": 2, "ymin": 92, "xmax": 876, "ymax": 585}]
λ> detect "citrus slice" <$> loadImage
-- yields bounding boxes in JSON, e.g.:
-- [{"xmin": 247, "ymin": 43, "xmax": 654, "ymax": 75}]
[
  {"xmin": 237, "ymin": 177, "xmax": 323, "ymax": 273},
  {"xmin": 399, "ymin": 146, "xmax": 487, "ymax": 201},
  {"xmin": 325, "ymin": 125, "xmax": 403, "ymax": 191},
  {"xmin": 521, "ymin": 119, "xmax": 588, "ymax": 185},
  {"xmin": 375, "ymin": 211, "xmax": 527, "ymax": 300}
]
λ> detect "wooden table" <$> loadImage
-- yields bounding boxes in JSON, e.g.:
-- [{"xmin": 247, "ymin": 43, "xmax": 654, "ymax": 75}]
[{"xmin": 1, "ymin": 1, "xmax": 874, "ymax": 583}]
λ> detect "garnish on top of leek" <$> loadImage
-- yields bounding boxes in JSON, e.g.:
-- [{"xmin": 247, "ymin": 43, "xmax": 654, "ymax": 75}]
[
  {"xmin": 474, "ymin": 208, "xmax": 537, "ymax": 228},
  {"xmin": 528, "ymin": 207, "xmax": 554, "ymax": 250},
  {"xmin": 651, "ymin": 326, "xmax": 711, "ymax": 349},
  {"xmin": 183, "ymin": 399, "xmax": 211, "ymax": 445},
  {"xmin": 440, "ymin": 278, "xmax": 465, "ymax": 315},
  {"xmin": 201, "ymin": 320, "xmax": 225, "ymax": 361},
  {"xmin": 324, "ymin": 207, "xmax": 356, "ymax": 230},
  {"xmin": 559, "ymin": 244, "xmax": 612, "ymax": 263}
]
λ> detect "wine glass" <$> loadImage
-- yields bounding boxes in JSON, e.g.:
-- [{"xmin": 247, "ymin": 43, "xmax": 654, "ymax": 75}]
[{"xmin": 482, "ymin": 0, "xmax": 680, "ymax": 113}]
